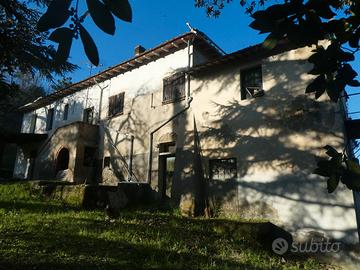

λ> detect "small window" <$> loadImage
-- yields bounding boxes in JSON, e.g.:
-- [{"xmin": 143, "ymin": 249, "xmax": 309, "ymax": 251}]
[
  {"xmin": 30, "ymin": 113, "xmax": 37, "ymax": 133},
  {"xmin": 83, "ymin": 107, "xmax": 94, "ymax": 124},
  {"xmin": 63, "ymin": 104, "xmax": 69, "ymax": 120},
  {"xmin": 83, "ymin": 147, "xmax": 97, "ymax": 167},
  {"xmin": 241, "ymin": 66, "xmax": 264, "ymax": 100},
  {"xmin": 108, "ymin": 92, "xmax": 125, "ymax": 117},
  {"xmin": 163, "ymin": 73, "xmax": 185, "ymax": 104},
  {"xmin": 209, "ymin": 158, "xmax": 237, "ymax": 181},
  {"xmin": 103, "ymin": 156, "xmax": 111, "ymax": 168},
  {"xmin": 46, "ymin": 108, "xmax": 54, "ymax": 131},
  {"xmin": 159, "ymin": 142, "xmax": 176, "ymax": 154}
]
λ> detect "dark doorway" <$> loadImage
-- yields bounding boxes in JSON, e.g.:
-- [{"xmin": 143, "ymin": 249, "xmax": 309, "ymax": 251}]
[
  {"xmin": 159, "ymin": 154, "xmax": 175, "ymax": 199},
  {"xmin": 56, "ymin": 148, "xmax": 69, "ymax": 172},
  {"xmin": 158, "ymin": 142, "xmax": 176, "ymax": 199},
  {"xmin": 27, "ymin": 150, "xmax": 37, "ymax": 180}
]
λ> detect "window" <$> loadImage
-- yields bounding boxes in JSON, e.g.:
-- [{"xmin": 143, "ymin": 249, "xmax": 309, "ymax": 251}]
[
  {"xmin": 209, "ymin": 158, "xmax": 237, "ymax": 181},
  {"xmin": 63, "ymin": 104, "xmax": 69, "ymax": 120},
  {"xmin": 83, "ymin": 147, "xmax": 97, "ymax": 167},
  {"xmin": 108, "ymin": 92, "xmax": 125, "ymax": 117},
  {"xmin": 159, "ymin": 142, "xmax": 176, "ymax": 155},
  {"xmin": 30, "ymin": 113, "xmax": 37, "ymax": 133},
  {"xmin": 241, "ymin": 66, "xmax": 264, "ymax": 100},
  {"xmin": 163, "ymin": 73, "xmax": 185, "ymax": 104},
  {"xmin": 83, "ymin": 107, "xmax": 94, "ymax": 124},
  {"xmin": 103, "ymin": 156, "xmax": 111, "ymax": 168},
  {"xmin": 46, "ymin": 108, "xmax": 54, "ymax": 131}
]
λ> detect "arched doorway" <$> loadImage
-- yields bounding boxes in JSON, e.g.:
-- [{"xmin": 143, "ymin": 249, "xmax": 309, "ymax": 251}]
[{"xmin": 56, "ymin": 148, "xmax": 69, "ymax": 172}]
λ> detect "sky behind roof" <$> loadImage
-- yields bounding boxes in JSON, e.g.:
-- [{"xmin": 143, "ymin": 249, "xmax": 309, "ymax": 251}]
[
  {"xmin": 63, "ymin": 0, "xmax": 360, "ymax": 116},
  {"xmin": 68, "ymin": 1, "xmax": 264, "ymax": 80}
]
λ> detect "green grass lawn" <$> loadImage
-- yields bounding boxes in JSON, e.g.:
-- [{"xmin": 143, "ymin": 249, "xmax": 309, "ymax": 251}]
[{"xmin": 0, "ymin": 182, "xmax": 330, "ymax": 270}]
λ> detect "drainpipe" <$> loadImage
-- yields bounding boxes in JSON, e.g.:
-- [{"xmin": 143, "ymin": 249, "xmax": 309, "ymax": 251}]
[{"xmin": 146, "ymin": 38, "xmax": 194, "ymax": 184}]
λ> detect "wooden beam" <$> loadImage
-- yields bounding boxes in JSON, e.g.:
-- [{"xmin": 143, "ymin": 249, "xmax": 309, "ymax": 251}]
[
  {"xmin": 181, "ymin": 38, "xmax": 188, "ymax": 45},
  {"xmin": 172, "ymin": 42, "xmax": 179, "ymax": 48},
  {"xmin": 152, "ymin": 51, "xmax": 160, "ymax": 57}
]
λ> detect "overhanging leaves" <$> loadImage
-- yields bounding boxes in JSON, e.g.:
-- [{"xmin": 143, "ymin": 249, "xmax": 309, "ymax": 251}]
[
  {"xmin": 79, "ymin": 25, "xmax": 99, "ymax": 66},
  {"xmin": 314, "ymin": 146, "xmax": 360, "ymax": 193},
  {"xmin": 49, "ymin": 27, "xmax": 73, "ymax": 64},
  {"xmin": 87, "ymin": 0, "xmax": 115, "ymax": 35},
  {"xmin": 37, "ymin": 0, "xmax": 72, "ymax": 32},
  {"xmin": 104, "ymin": 0, "xmax": 132, "ymax": 22}
]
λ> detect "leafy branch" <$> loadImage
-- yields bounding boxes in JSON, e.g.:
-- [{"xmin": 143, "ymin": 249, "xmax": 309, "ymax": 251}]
[
  {"xmin": 314, "ymin": 145, "xmax": 360, "ymax": 193},
  {"xmin": 37, "ymin": 0, "xmax": 132, "ymax": 66}
]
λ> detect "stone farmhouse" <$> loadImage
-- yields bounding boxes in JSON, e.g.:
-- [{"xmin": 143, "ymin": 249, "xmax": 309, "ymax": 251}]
[{"xmin": 12, "ymin": 29, "xmax": 358, "ymax": 242}]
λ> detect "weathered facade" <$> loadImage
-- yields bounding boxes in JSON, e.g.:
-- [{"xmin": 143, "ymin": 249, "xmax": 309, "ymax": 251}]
[{"xmin": 14, "ymin": 31, "xmax": 357, "ymax": 242}]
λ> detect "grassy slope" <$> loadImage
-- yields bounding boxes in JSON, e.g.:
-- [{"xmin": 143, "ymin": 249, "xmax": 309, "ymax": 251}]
[{"xmin": 0, "ymin": 182, "xmax": 327, "ymax": 270}]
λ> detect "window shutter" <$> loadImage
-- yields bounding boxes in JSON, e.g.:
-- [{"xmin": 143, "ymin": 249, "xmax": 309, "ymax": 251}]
[
  {"xmin": 108, "ymin": 92, "xmax": 125, "ymax": 117},
  {"xmin": 162, "ymin": 73, "xmax": 185, "ymax": 103}
]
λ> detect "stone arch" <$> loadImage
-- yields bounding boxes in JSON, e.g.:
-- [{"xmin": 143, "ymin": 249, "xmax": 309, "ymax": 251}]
[
  {"xmin": 56, "ymin": 147, "xmax": 69, "ymax": 172},
  {"xmin": 157, "ymin": 132, "xmax": 177, "ymax": 145}
]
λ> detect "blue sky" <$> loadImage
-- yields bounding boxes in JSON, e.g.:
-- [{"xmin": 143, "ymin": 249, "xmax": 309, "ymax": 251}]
[
  {"xmin": 67, "ymin": 1, "xmax": 264, "ymax": 79},
  {"xmin": 63, "ymin": 0, "xmax": 360, "ymax": 116}
]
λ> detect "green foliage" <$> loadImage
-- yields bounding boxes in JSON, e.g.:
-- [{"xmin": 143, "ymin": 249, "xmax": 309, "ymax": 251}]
[
  {"xmin": 0, "ymin": 182, "xmax": 324, "ymax": 269},
  {"xmin": 0, "ymin": 0, "xmax": 76, "ymax": 86},
  {"xmin": 38, "ymin": 0, "xmax": 133, "ymax": 66},
  {"xmin": 314, "ymin": 145, "xmax": 360, "ymax": 193},
  {"xmin": 248, "ymin": 0, "xmax": 360, "ymax": 102},
  {"xmin": 195, "ymin": 0, "xmax": 266, "ymax": 17},
  {"xmin": 0, "ymin": 73, "xmax": 46, "ymax": 133}
]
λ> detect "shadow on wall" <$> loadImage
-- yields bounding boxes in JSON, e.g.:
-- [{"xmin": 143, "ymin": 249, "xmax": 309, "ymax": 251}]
[
  {"xmin": 190, "ymin": 57, "xmax": 355, "ymax": 241},
  {"xmin": 103, "ymin": 95, "xmax": 150, "ymax": 183}
]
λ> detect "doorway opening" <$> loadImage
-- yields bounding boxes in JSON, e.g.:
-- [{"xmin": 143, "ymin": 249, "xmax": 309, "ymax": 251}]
[
  {"xmin": 56, "ymin": 148, "xmax": 69, "ymax": 172},
  {"xmin": 158, "ymin": 142, "xmax": 176, "ymax": 199}
]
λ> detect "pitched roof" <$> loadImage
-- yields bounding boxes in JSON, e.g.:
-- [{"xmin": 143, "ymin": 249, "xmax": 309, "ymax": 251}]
[{"xmin": 19, "ymin": 31, "xmax": 224, "ymax": 112}]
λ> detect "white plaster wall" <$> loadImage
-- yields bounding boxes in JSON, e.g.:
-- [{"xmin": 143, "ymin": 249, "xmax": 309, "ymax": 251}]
[
  {"xmin": 14, "ymin": 45, "xmax": 205, "ymax": 180},
  {"xmin": 99, "ymin": 47, "xmax": 190, "ymax": 120},
  {"xmin": 190, "ymin": 46, "xmax": 357, "ymax": 242},
  {"xmin": 21, "ymin": 85, "xmax": 102, "ymax": 135}
]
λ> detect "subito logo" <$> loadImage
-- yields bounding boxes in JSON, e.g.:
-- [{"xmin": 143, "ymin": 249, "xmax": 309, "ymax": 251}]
[{"xmin": 272, "ymin": 238, "xmax": 289, "ymax": 255}]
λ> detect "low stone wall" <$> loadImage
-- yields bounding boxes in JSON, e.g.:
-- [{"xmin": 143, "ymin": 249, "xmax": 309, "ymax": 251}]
[{"xmin": 31, "ymin": 181, "xmax": 154, "ymax": 210}]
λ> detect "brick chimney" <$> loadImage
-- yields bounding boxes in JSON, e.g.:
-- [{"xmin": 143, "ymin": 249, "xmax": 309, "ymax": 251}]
[{"xmin": 135, "ymin": 45, "xmax": 146, "ymax": 56}]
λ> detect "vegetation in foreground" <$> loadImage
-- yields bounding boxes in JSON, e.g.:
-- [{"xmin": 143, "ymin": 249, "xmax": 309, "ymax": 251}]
[{"xmin": 0, "ymin": 182, "xmax": 328, "ymax": 270}]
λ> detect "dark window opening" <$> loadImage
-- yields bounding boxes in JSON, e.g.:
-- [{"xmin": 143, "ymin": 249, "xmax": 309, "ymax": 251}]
[
  {"xmin": 108, "ymin": 92, "xmax": 125, "ymax": 117},
  {"xmin": 159, "ymin": 142, "xmax": 176, "ymax": 154},
  {"xmin": 83, "ymin": 147, "xmax": 97, "ymax": 167},
  {"xmin": 163, "ymin": 73, "xmax": 185, "ymax": 104},
  {"xmin": 103, "ymin": 156, "xmax": 111, "ymax": 168},
  {"xmin": 83, "ymin": 107, "xmax": 94, "ymax": 124},
  {"xmin": 63, "ymin": 104, "xmax": 69, "ymax": 120},
  {"xmin": 56, "ymin": 148, "xmax": 69, "ymax": 172},
  {"xmin": 46, "ymin": 108, "xmax": 54, "ymax": 131},
  {"xmin": 209, "ymin": 158, "xmax": 237, "ymax": 181},
  {"xmin": 241, "ymin": 66, "xmax": 264, "ymax": 100},
  {"xmin": 30, "ymin": 114, "xmax": 37, "ymax": 133}
]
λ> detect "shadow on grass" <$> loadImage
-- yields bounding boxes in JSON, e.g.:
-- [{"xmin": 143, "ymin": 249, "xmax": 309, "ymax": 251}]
[
  {"xmin": 0, "ymin": 184, "xmax": 319, "ymax": 269},
  {"xmin": 0, "ymin": 200, "xmax": 80, "ymax": 213}
]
